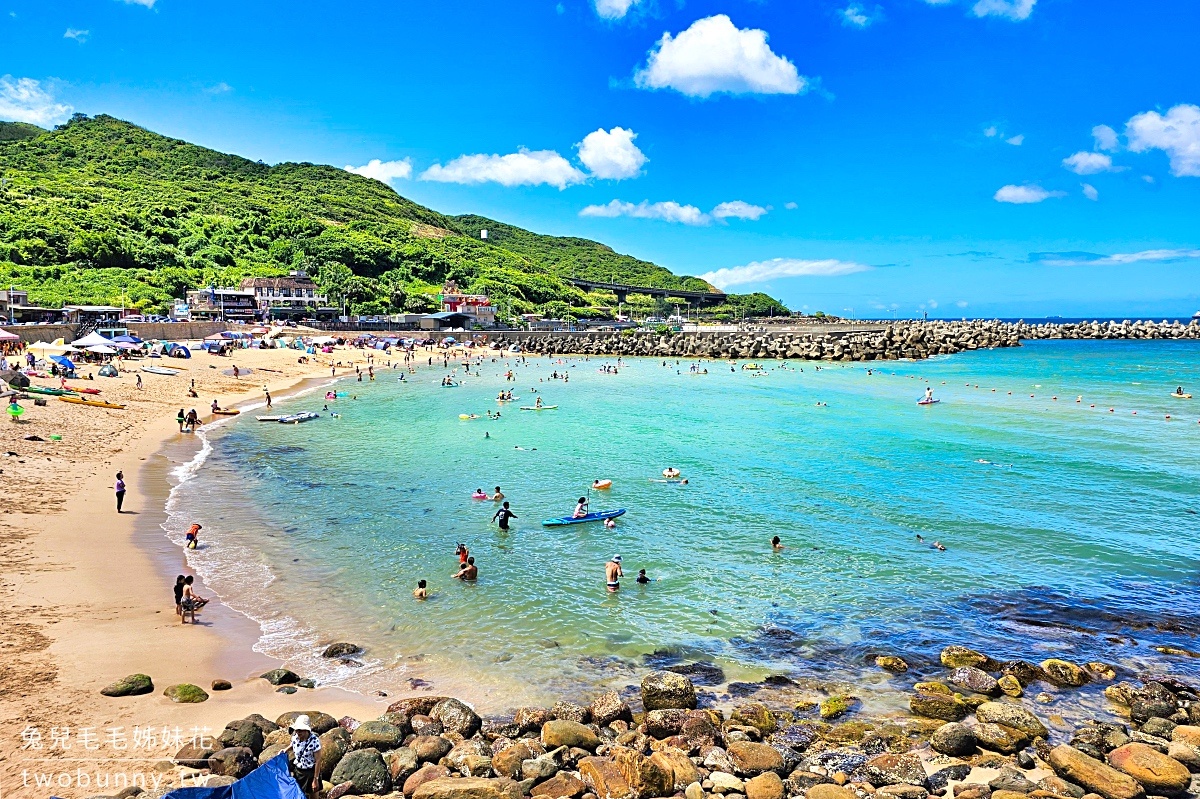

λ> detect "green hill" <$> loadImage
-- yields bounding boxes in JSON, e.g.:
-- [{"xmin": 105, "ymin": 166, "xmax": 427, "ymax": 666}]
[{"xmin": 0, "ymin": 115, "xmax": 787, "ymax": 320}]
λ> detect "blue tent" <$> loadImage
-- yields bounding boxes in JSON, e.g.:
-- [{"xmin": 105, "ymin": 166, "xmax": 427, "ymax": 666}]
[
  {"xmin": 161, "ymin": 752, "xmax": 303, "ymax": 799},
  {"xmin": 165, "ymin": 343, "xmax": 192, "ymax": 358},
  {"xmin": 113, "ymin": 334, "xmax": 143, "ymax": 344},
  {"xmin": 50, "ymin": 355, "xmax": 77, "ymax": 370}
]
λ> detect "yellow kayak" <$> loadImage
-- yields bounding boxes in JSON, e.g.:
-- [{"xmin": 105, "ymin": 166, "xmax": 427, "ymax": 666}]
[
  {"xmin": 59, "ymin": 396, "xmax": 127, "ymax": 410},
  {"xmin": 1171, "ymin": 393, "xmax": 1192, "ymax": 399}
]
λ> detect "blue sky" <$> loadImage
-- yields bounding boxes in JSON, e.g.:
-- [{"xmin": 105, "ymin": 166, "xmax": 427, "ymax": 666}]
[{"xmin": 2, "ymin": 0, "xmax": 1198, "ymax": 317}]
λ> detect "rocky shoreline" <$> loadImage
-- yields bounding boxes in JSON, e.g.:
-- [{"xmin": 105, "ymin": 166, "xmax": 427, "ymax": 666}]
[
  {"xmin": 92, "ymin": 644, "xmax": 1200, "ymax": 799},
  {"xmin": 487, "ymin": 320, "xmax": 1200, "ymax": 361}
]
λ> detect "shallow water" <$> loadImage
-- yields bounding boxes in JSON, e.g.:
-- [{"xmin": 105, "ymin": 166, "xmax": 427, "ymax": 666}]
[{"xmin": 166, "ymin": 340, "xmax": 1200, "ymax": 710}]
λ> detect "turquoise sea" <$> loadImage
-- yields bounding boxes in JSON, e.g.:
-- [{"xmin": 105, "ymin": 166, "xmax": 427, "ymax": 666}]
[{"xmin": 165, "ymin": 340, "xmax": 1200, "ymax": 710}]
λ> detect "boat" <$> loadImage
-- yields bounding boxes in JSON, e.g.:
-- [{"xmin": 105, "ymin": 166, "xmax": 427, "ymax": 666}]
[
  {"xmin": 141, "ymin": 366, "xmax": 181, "ymax": 376},
  {"xmin": 1171, "ymin": 393, "xmax": 1193, "ymax": 399},
  {"xmin": 65, "ymin": 385, "xmax": 101, "ymax": 395},
  {"xmin": 256, "ymin": 415, "xmax": 283, "ymax": 422},
  {"xmin": 917, "ymin": 399, "xmax": 941, "ymax": 406},
  {"xmin": 59, "ymin": 396, "xmax": 126, "ymax": 409},
  {"xmin": 520, "ymin": 405, "xmax": 559, "ymax": 410},
  {"xmin": 25, "ymin": 386, "xmax": 76, "ymax": 396},
  {"xmin": 278, "ymin": 411, "xmax": 320, "ymax": 424},
  {"xmin": 542, "ymin": 509, "xmax": 627, "ymax": 527},
  {"xmin": 211, "ymin": 408, "xmax": 241, "ymax": 416}
]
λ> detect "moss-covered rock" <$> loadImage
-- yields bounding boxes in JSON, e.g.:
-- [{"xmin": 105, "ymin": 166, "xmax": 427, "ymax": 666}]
[
  {"xmin": 101, "ymin": 673, "xmax": 153, "ymax": 697},
  {"xmin": 164, "ymin": 683, "xmax": 209, "ymax": 703},
  {"xmin": 819, "ymin": 695, "xmax": 858, "ymax": 720}
]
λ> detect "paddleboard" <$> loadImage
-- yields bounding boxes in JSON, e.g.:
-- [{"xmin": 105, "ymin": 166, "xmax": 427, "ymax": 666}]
[
  {"xmin": 278, "ymin": 411, "xmax": 319, "ymax": 424},
  {"xmin": 917, "ymin": 399, "xmax": 941, "ymax": 406},
  {"xmin": 59, "ymin": 396, "xmax": 126, "ymax": 409},
  {"xmin": 520, "ymin": 405, "xmax": 558, "ymax": 410},
  {"xmin": 256, "ymin": 415, "xmax": 283, "ymax": 422},
  {"xmin": 542, "ymin": 509, "xmax": 626, "ymax": 527},
  {"xmin": 1171, "ymin": 393, "xmax": 1193, "ymax": 399},
  {"xmin": 141, "ymin": 366, "xmax": 181, "ymax": 376}
]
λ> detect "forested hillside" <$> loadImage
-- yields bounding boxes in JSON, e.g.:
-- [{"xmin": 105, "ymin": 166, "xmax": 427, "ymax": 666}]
[{"xmin": 0, "ymin": 115, "xmax": 786, "ymax": 319}]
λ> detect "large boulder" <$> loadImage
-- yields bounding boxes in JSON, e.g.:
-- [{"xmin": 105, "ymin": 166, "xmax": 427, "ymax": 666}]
[
  {"xmin": 218, "ymin": 720, "xmax": 265, "ymax": 755},
  {"xmin": 412, "ymin": 777, "xmax": 524, "ymax": 799},
  {"xmin": 405, "ymin": 764, "xmax": 451, "ymax": 796},
  {"xmin": 331, "ymin": 748, "xmax": 391, "ymax": 795},
  {"xmin": 641, "ymin": 671, "xmax": 697, "ymax": 711},
  {"xmin": 948, "ymin": 667, "xmax": 1000, "ymax": 696},
  {"xmin": 580, "ymin": 756, "xmax": 633, "ymax": 799},
  {"xmin": 208, "ymin": 747, "xmax": 257, "ymax": 779},
  {"xmin": 532, "ymin": 772, "xmax": 588, "ymax": 798},
  {"xmin": 317, "ymin": 727, "xmax": 351, "ymax": 781},
  {"xmin": 543, "ymin": 719, "xmax": 601, "ymax": 750},
  {"xmin": 491, "ymin": 742, "xmax": 533, "ymax": 779},
  {"xmin": 727, "ymin": 742, "xmax": 785, "ymax": 776},
  {"xmin": 351, "ymin": 719, "xmax": 405, "ymax": 751},
  {"xmin": 910, "ymin": 692, "xmax": 968, "ymax": 721},
  {"xmin": 260, "ymin": 668, "xmax": 300, "ymax": 685},
  {"xmin": 164, "ymin": 684, "xmax": 209, "ymax": 703},
  {"xmin": 930, "ymin": 723, "xmax": 977, "ymax": 756},
  {"xmin": 975, "ymin": 701, "xmax": 1049, "ymax": 739},
  {"xmin": 174, "ymin": 741, "xmax": 218, "ymax": 769},
  {"xmin": 591, "ymin": 690, "xmax": 633, "ymax": 726},
  {"xmin": 101, "ymin": 674, "xmax": 154, "ymax": 697},
  {"xmin": 1047, "ymin": 744, "xmax": 1145, "ymax": 799},
  {"xmin": 387, "ymin": 746, "xmax": 420, "ymax": 785},
  {"xmin": 941, "ymin": 646, "xmax": 999, "ymax": 671},
  {"xmin": 973, "ymin": 723, "xmax": 1030, "ymax": 754},
  {"xmin": 746, "ymin": 772, "xmax": 785, "ymax": 799},
  {"xmin": 858, "ymin": 753, "xmax": 926, "ymax": 787},
  {"xmin": 276, "ymin": 711, "xmax": 339, "ymax": 734},
  {"xmin": 387, "ymin": 696, "xmax": 450, "ymax": 724},
  {"xmin": 1106, "ymin": 743, "xmax": 1191, "ymax": 796},
  {"xmin": 1041, "ymin": 659, "xmax": 1090, "ymax": 688},
  {"xmin": 650, "ymin": 747, "xmax": 700, "ymax": 790},
  {"xmin": 413, "ymin": 734, "xmax": 455, "ymax": 763},
  {"xmin": 322, "ymin": 642, "xmax": 361, "ymax": 658},
  {"xmin": 645, "ymin": 709, "xmax": 689, "ymax": 739},
  {"xmin": 612, "ymin": 746, "xmax": 673, "ymax": 797},
  {"xmin": 432, "ymin": 697, "xmax": 482, "ymax": 737}
]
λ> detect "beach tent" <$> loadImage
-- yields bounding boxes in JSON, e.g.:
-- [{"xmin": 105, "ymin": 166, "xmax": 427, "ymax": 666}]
[
  {"xmin": 164, "ymin": 342, "xmax": 191, "ymax": 358},
  {"xmin": 86, "ymin": 344, "xmax": 118, "ymax": 354},
  {"xmin": 112, "ymin": 340, "xmax": 140, "ymax": 350},
  {"xmin": 112, "ymin": 334, "xmax": 142, "ymax": 344},
  {"xmin": 72, "ymin": 331, "xmax": 117, "ymax": 348},
  {"xmin": 310, "ymin": 335, "xmax": 337, "ymax": 345},
  {"xmin": 161, "ymin": 752, "xmax": 303, "ymax": 799},
  {"xmin": 0, "ymin": 370, "xmax": 29, "ymax": 388},
  {"xmin": 0, "ymin": 329, "xmax": 19, "ymax": 341}
]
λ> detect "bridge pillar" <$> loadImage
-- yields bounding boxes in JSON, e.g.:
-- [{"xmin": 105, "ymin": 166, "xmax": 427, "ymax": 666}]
[{"xmin": 615, "ymin": 290, "xmax": 628, "ymax": 304}]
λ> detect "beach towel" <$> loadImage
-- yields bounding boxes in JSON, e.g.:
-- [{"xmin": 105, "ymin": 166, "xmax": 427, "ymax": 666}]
[{"xmin": 159, "ymin": 752, "xmax": 304, "ymax": 799}]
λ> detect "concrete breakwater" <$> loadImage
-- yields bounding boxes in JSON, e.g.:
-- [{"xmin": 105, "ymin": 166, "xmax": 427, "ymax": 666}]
[{"xmin": 487, "ymin": 320, "xmax": 1200, "ymax": 362}]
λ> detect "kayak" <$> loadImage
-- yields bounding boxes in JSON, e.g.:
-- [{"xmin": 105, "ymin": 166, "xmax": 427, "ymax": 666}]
[
  {"xmin": 256, "ymin": 415, "xmax": 283, "ymax": 422},
  {"xmin": 25, "ymin": 386, "xmax": 76, "ymax": 396},
  {"xmin": 141, "ymin": 366, "xmax": 181, "ymax": 376},
  {"xmin": 520, "ymin": 405, "xmax": 558, "ymax": 410},
  {"xmin": 543, "ymin": 509, "xmax": 626, "ymax": 526},
  {"xmin": 65, "ymin": 385, "xmax": 101, "ymax": 395},
  {"xmin": 59, "ymin": 396, "xmax": 126, "ymax": 409},
  {"xmin": 496, "ymin": 397, "xmax": 520, "ymax": 402},
  {"xmin": 1171, "ymin": 393, "xmax": 1192, "ymax": 399},
  {"xmin": 278, "ymin": 411, "xmax": 319, "ymax": 424},
  {"xmin": 917, "ymin": 399, "xmax": 940, "ymax": 406},
  {"xmin": 211, "ymin": 409, "xmax": 240, "ymax": 416},
  {"xmin": 459, "ymin": 414, "xmax": 481, "ymax": 420}
]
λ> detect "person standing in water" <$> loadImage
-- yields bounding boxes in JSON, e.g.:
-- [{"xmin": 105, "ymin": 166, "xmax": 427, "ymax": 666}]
[
  {"xmin": 606, "ymin": 555, "xmax": 623, "ymax": 592},
  {"xmin": 492, "ymin": 501, "xmax": 517, "ymax": 531},
  {"xmin": 413, "ymin": 579, "xmax": 428, "ymax": 599}
]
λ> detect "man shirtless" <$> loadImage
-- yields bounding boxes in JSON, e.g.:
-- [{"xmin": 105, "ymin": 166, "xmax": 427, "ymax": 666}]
[{"xmin": 605, "ymin": 555, "xmax": 623, "ymax": 592}]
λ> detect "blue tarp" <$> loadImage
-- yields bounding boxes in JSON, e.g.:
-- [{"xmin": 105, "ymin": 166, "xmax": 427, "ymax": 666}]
[{"xmin": 161, "ymin": 752, "xmax": 303, "ymax": 799}]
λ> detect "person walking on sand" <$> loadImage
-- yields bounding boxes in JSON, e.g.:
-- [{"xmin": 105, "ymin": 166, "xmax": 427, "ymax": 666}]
[
  {"xmin": 265, "ymin": 388, "xmax": 272, "ymax": 408},
  {"xmin": 288, "ymin": 714, "xmax": 322, "ymax": 799},
  {"xmin": 114, "ymin": 471, "xmax": 126, "ymax": 513},
  {"xmin": 606, "ymin": 555, "xmax": 623, "ymax": 592},
  {"xmin": 233, "ymin": 364, "xmax": 239, "ymax": 379},
  {"xmin": 176, "ymin": 408, "xmax": 186, "ymax": 432},
  {"xmin": 136, "ymin": 373, "xmax": 143, "ymax": 390},
  {"xmin": 492, "ymin": 501, "xmax": 516, "ymax": 531}
]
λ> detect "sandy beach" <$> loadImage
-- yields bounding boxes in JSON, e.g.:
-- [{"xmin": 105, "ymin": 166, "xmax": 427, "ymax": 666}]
[{"xmin": 0, "ymin": 344, "xmax": 396, "ymax": 795}]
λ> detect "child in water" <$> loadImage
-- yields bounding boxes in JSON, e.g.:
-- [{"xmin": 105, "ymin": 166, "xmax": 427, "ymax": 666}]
[
  {"xmin": 636, "ymin": 569, "xmax": 651, "ymax": 584},
  {"xmin": 413, "ymin": 580, "xmax": 427, "ymax": 599}
]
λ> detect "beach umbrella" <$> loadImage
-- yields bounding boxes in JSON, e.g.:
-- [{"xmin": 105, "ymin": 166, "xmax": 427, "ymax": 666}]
[
  {"xmin": 28, "ymin": 340, "xmax": 79, "ymax": 359},
  {"xmin": 50, "ymin": 355, "xmax": 77, "ymax": 370}
]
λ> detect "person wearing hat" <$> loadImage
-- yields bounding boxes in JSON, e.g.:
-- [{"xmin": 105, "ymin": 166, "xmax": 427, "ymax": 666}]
[
  {"xmin": 289, "ymin": 714, "xmax": 322, "ymax": 797},
  {"xmin": 605, "ymin": 555, "xmax": 623, "ymax": 592}
]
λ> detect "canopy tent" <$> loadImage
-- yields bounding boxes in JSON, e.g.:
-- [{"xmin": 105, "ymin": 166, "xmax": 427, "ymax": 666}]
[
  {"xmin": 0, "ymin": 329, "xmax": 19, "ymax": 341},
  {"xmin": 28, "ymin": 340, "xmax": 80, "ymax": 360},
  {"xmin": 112, "ymin": 340, "xmax": 140, "ymax": 350},
  {"xmin": 86, "ymin": 344, "xmax": 118, "ymax": 354},
  {"xmin": 112, "ymin": 334, "xmax": 142, "ymax": 344},
  {"xmin": 72, "ymin": 331, "xmax": 117, "ymax": 348},
  {"xmin": 50, "ymin": 355, "xmax": 77, "ymax": 370},
  {"xmin": 310, "ymin": 335, "xmax": 337, "ymax": 345}
]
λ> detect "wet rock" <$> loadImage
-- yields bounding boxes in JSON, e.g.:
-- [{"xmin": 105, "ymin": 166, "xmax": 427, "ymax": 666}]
[
  {"xmin": 322, "ymin": 642, "xmax": 360, "ymax": 658},
  {"xmin": 412, "ymin": 777, "xmax": 524, "ymax": 799},
  {"xmin": 746, "ymin": 772, "xmax": 785, "ymax": 799},
  {"xmin": 174, "ymin": 741, "xmax": 217, "ymax": 768},
  {"xmin": 387, "ymin": 696, "xmax": 450, "ymax": 724},
  {"xmin": 927, "ymin": 765, "xmax": 973, "ymax": 794},
  {"xmin": 804, "ymin": 748, "xmax": 868, "ymax": 777},
  {"xmin": 1016, "ymin": 751, "xmax": 1035, "ymax": 770},
  {"xmin": 516, "ymin": 707, "xmax": 554, "ymax": 734},
  {"xmin": 277, "ymin": 686, "xmax": 298, "ymax": 695},
  {"xmin": 917, "ymin": 682, "xmax": 953, "ymax": 695},
  {"xmin": 1041, "ymin": 660, "xmax": 1089, "ymax": 688},
  {"xmin": 727, "ymin": 741, "xmax": 785, "ymax": 776},
  {"xmin": 592, "ymin": 691, "xmax": 633, "ymax": 726},
  {"xmin": 1046, "ymin": 745, "xmax": 1145, "ymax": 799},
  {"xmin": 259, "ymin": 668, "xmax": 300, "ymax": 686},
  {"xmin": 731, "ymin": 702, "xmax": 777, "ymax": 734},
  {"xmin": 858, "ymin": 753, "xmax": 926, "ymax": 787},
  {"xmin": 554, "ymin": 701, "xmax": 592, "ymax": 724},
  {"xmin": 351, "ymin": 719, "xmax": 405, "ymax": 751},
  {"xmin": 941, "ymin": 646, "xmax": 999, "ymax": 671},
  {"xmin": 820, "ymin": 696, "xmax": 859, "ymax": 721},
  {"xmin": 1140, "ymin": 717, "xmax": 1176, "ymax": 739},
  {"xmin": 296, "ymin": 678, "xmax": 316, "ymax": 689},
  {"xmin": 771, "ymin": 725, "xmax": 819, "ymax": 753},
  {"xmin": 910, "ymin": 692, "xmax": 968, "ymax": 721},
  {"xmin": 331, "ymin": 747, "xmax": 391, "ymax": 794},
  {"xmin": 544, "ymin": 720, "xmax": 601, "ymax": 751},
  {"xmin": 533, "ymin": 772, "xmax": 588, "ymax": 798},
  {"xmin": 948, "ymin": 667, "xmax": 1000, "ymax": 696},
  {"xmin": 666, "ymin": 662, "xmax": 727, "ymax": 686},
  {"xmin": 164, "ymin": 684, "xmax": 208, "ymax": 703},
  {"xmin": 642, "ymin": 671, "xmax": 698, "ymax": 711},
  {"xmin": 405, "ymin": 764, "xmax": 451, "ymax": 796},
  {"xmin": 211, "ymin": 679, "xmax": 232, "ymax": 691},
  {"xmin": 975, "ymin": 723, "xmax": 1031, "ymax": 754},
  {"xmin": 877, "ymin": 656, "xmax": 910, "ymax": 673},
  {"xmin": 931, "ymin": 723, "xmax": 977, "ymax": 756},
  {"xmin": 208, "ymin": 747, "xmax": 257, "ymax": 779},
  {"xmin": 432, "ymin": 698, "xmax": 482, "ymax": 737},
  {"xmin": 102, "ymin": 674, "xmax": 154, "ymax": 697},
  {"xmin": 1129, "ymin": 700, "xmax": 1175, "ymax": 724},
  {"xmin": 998, "ymin": 676, "xmax": 1023, "ymax": 698},
  {"xmin": 704, "ymin": 747, "xmax": 738, "ymax": 774},
  {"xmin": 218, "ymin": 720, "xmax": 264, "ymax": 755},
  {"xmin": 1085, "ymin": 663, "xmax": 1117, "ymax": 681},
  {"xmin": 1000, "ymin": 661, "xmax": 1049, "ymax": 687},
  {"xmin": 276, "ymin": 711, "xmax": 339, "ymax": 734},
  {"xmin": 387, "ymin": 746, "xmax": 420, "ymax": 784},
  {"xmin": 1106, "ymin": 743, "xmax": 1190, "ymax": 796},
  {"xmin": 975, "ymin": 702, "xmax": 1049, "ymax": 739}
]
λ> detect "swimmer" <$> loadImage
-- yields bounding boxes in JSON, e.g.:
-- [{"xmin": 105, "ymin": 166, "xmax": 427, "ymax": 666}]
[
  {"xmin": 452, "ymin": 557, "xmax": 478, "ymax": 581},
  {"xmin": 492, "ymin": 486, "xmax": 504, "ymax": 501},
  {"xmin": 771, "ymin": 535, "xmax": 784, "ymax": 550},
  {"xmin": 413, "ymin": 579, "xmax": 427, "ymax": 600},
  {"xmin": 604, "ymin": 517, "xmax": 616, "ymax": 530},
  {"xmin": 636, "ymin": 569, "xmax": 651, "ymax": 585},
  {"xmin": 933, "ymin": 541, "xmax": 946, "ymax": 551}
]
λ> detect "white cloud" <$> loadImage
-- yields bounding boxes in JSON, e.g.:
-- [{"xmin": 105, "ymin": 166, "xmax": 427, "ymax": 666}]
[
  {"xmin": 993, "ymin": 184, "xmax": 1065, "ymax": 204},
  {"xmin": 784, "ymin": 201, "xmax": 798, "ymax": 210},
  {"xmin": 1125, "ymin": 104, "xmax": 1200, "ymax": 178},
  {"xmin": 1039, "ymin": 249, "xmax": 1200, "ymax": 267},
  {"xmin": 955, "ymin": 300, "xmax": 969, "ymax": 308},
  {"xmin": 712, "ymin": 200, "xmax": 768, "ymax": 221},
  {"xmin": 204, "ymin": 82, "xmax": 233, "ymax": 95},
  {"xmin": 840, "ymin": 4, "xmax": 881, "ymax": 27},
  {"xmin": 119, "ymin": 0, "xmax": 156, "ymax": 6},
  {"xmin": 64, "ymin": 28, "xmax": 89, "ymax": 43},
  {"xmin": 699, "ymin": 258, "xmax": 871, "ymax": 289},
  {"xmin": 594, "ymin": 0, "xmax": 638, "ymax": 20},
  {"xmin": 1006, "ymin": 134, "xmax": 1024, "ymax": 146},
  {"xmin": 1092, "ymin": 124, "xmax": 1119, "ymax": 152},
  {"xmin": 1081, "ymin": 183, "xmax": 1099, "ymax": 201},
  {"xmin": 422, "ymin": 149, "xmax": 586, "ymax": 190},
  {"xmin": 1062, "ymin": 151, "xmax": 1115, "ymax": 175},
  {"xmin": 0, "ymin": 75, "xmax": 72, "ymax": 126},
  {"xmin": 1143, "ymin": 174, "xmax": 1156, "ymax": 184},
  {"xmin": 345, "ymin": 158, "xmax": 414, "ymax": 185},
  {"xmin": 927, "ymin": 299, "xmax": 939, "ymax": 309},
  {"xmin": 984, "ymin": 125, "xmax": 999, "ymax": 138},
  {"xmin": 580, "ymin": 200, "xmax": 709, "ymax": 225},
  {"xmin": 634, "ymin": 15, "xmax": 806, "ymax": 98},
  {"xmin": 971, "ymin": 0, "xmax": 1036, "ymax": 20},
  {"xmin": 576, "ymin": 127, "xmax": 646, "ymax": 180}
]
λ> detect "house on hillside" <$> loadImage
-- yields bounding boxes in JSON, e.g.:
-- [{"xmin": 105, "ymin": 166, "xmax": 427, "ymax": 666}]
[
  {"xmin": 186, "ymin": 288, "xmax": 258, "ymax": 322},
  {"xmin": 439, "ymin": 280, "xmax": 496, "ymax": 327},
  {"xmin": 0, "ymin": 289, "xmax": 57, "ymax": 324},
  {"xmin": 240, "ymin": 271, "xmax": 337, "ymax": 321}
]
